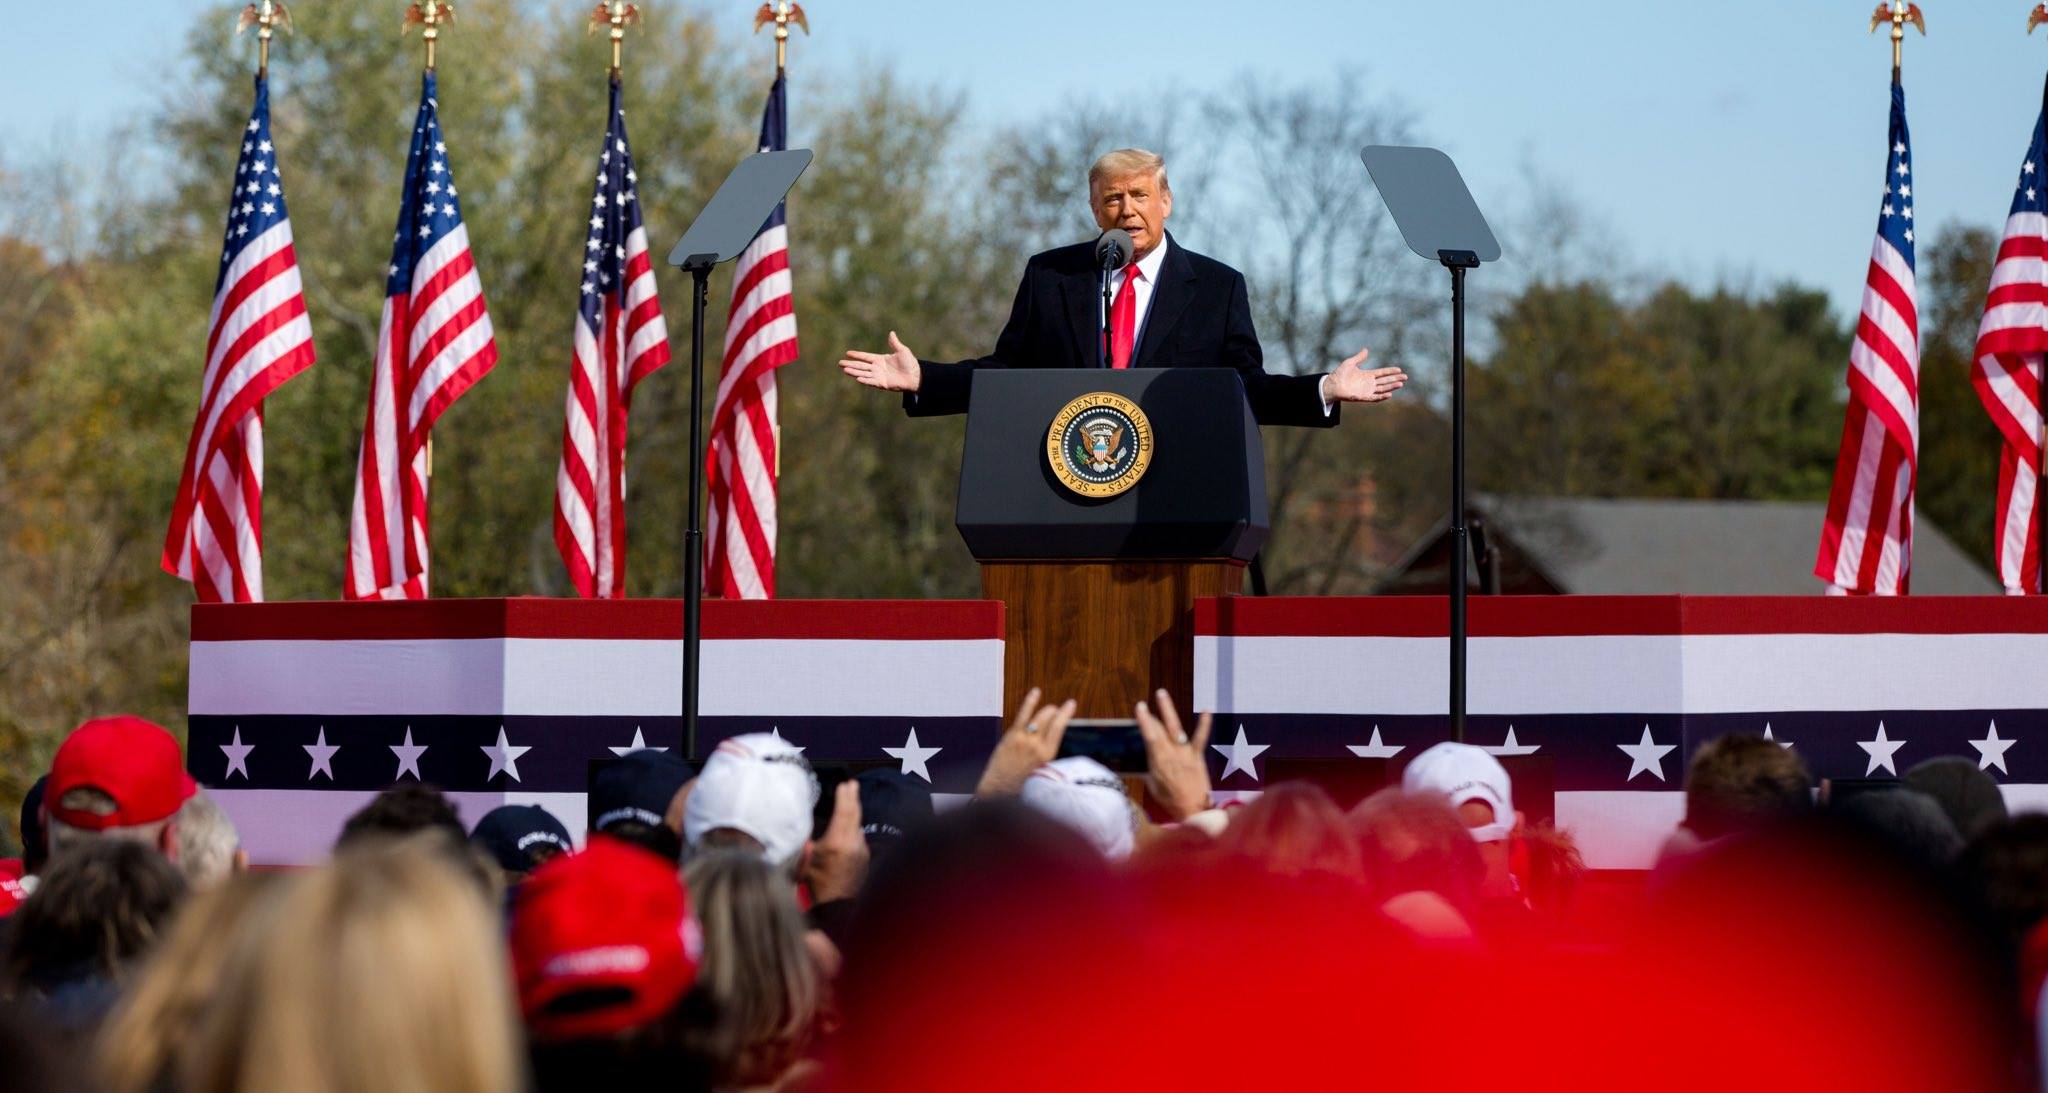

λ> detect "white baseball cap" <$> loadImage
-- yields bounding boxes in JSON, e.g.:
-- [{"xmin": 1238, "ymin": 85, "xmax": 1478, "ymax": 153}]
[
  {"xmin": 1402, "ymin": 741, "xmax": 1516, "ymax": 843},
  {"xmin": 683, "ymin": 732, "xmax": 820, "ymax": 866},
  {"xmin": 1020, "ymin": 756, "xmax": 1137, "ymax": 860}
]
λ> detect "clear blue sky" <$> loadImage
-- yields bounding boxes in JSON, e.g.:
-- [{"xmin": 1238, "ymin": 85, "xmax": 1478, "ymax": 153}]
[{"xmin": 6, "ymin": 1, "xmax": 2048, "ymax": 318}]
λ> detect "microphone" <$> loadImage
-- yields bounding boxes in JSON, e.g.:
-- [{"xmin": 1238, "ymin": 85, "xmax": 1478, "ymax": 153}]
[{"xmin": 1094, "ymin": 229, "xmax": 1135, "ymax": 271}]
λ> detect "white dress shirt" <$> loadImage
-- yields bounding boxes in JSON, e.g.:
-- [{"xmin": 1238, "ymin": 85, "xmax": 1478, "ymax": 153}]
[{"xmin": 1100, "ymin": 233, "xmax": 1173, "ymax": 358}]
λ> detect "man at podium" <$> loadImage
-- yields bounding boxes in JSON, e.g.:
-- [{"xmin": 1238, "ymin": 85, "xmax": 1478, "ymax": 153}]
[{"xmin": 837, "ymin": 148, "xmax": 1407, "ymax": 427}]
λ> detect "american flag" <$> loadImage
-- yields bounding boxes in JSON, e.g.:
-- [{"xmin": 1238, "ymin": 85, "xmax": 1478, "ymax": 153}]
[
  {"xmin": 1816, "ymin": 80, "xmax": 1919, "ymax": 595},
  {"xmin": 553, "ymin": 76, "xmax": 672, "ymax": 598},
  {"xmin": 706, "ymin": 74, "xmax": 800, "ymax": 599},
  {"xmin": 347, "ymin": 73, "xmax": 497, "ymax": 600},
  {"xmin": 1971, "ymin": 103, "xmax": 2048, "ymax": 596},
  {"xmin": 162, "ymin": 74, "xmax": 316, "ymax": 603}
]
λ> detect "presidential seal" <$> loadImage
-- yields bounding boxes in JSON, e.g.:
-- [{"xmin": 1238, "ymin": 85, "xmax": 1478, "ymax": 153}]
[{"xmin": 1046, "ymin": 391, "xmax": 1153, "ymax": 498}]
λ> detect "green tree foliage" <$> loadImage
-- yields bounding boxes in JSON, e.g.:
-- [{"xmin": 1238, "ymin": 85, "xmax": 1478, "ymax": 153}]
[
  {"xmin": 1915, "ymin": 224, "xmax": 2004, "ymax": 569},
  {"xmin": 1468, "ymin": 279, "xmax": 1848, "ymax": 501}
]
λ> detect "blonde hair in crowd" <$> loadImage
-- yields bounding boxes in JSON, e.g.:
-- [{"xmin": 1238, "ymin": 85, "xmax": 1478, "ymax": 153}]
[
  {"xmin": 684, "ymin": 851, "xmax": 822, "ymax": 1087},
  {"xmin": 96, "ymin": 873, "xmax": 281, "ymax": 1093},
  {"xmin": 1088, "ymin": 147, "xmax": 1170, "ymax": 193},
  {"xmin": 177, "ymin": 838, "xmax": 523, "ymax": 1093}
]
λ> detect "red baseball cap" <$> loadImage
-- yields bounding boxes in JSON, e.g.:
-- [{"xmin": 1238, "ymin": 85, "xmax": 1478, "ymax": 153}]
[
  {"xmin": 45, "ymin": 716, "xmax": 197, "ymax": 831},
  {"xmin": 510, "ymin": 836, "xmax": 702, "ymax": 1041}
]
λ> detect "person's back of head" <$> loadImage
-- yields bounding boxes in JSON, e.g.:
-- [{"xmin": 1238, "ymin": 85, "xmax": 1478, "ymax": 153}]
[
  {"xmin": 1904, "ymin": 756, "xmax": 2008, "ymax": 841},
  {"xmin": 95, "ymin": 873, "xmax": 281, "ymax": 1093},
  {"xmin": 469, "ymin": 803, "xmax": 571, "ymax": 886},
  {"xmin": 1957, "ymin": 813, "xmax": 2048, "ymax": 943},
  {"xmin": 179, "ymin": 837, "xmax": 521, "ymax": 1093},
  {"xmin": 1350, "ymin": 788, "xmax": 1485, "ymax": 916},
  {"xmin": 1683, "ymin": 733, "xmax": 1812, "ymax": 842},
  {"xmin": 593, "ymin": 750, "xmax": 694, "ymax": 862},
  {"xmin": 335, "ymin": 783, "xmax": 467, "ymax": 850},
  {"xmin": 1, "ymin": 838, "xmax": 185, "ymax": 1030},
  {"xmin": 1830, "ymin": 787, "xmax": 1963, "ymax": 869},
  {"xmin": 1218, "ymin": 781, "xmax": 1364, "ymax": 885},
  {"xmin": 682, "ymin": 850, "xmax": 820, "ymax": 1089},
  {"xmin": 43, "ymin": 717, "xmax": 197, "ymax": 865},
  {"xmin": 512, "ymin": 838, "xmax": 719, "ymax": 1092},
  {"xmin": 684, "ymin": 734, "xmax": 817, "ymax": 869},
  {"xmin": 173, "ymin": 790, "xmax": 243, "ymax": 890}
]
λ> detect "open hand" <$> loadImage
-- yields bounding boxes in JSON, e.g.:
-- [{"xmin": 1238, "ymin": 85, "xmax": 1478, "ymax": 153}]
[
  {"xmin": 1323, "ymin": 346, "xmax": 1407, "ymax": 404},
  {"xmin": 838, "ymin": 331, "xmax": 922, "ymax": 392},
  {"xmin": 1136, "ymin": 689, "xmax": 1214, "ymax": 822},
  {"xmin": 975, "ymin": 687, "xmax": 1076, "ymax": 797}
]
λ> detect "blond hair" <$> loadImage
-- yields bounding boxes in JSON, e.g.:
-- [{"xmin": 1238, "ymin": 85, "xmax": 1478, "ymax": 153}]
[
  {"xmin": 178, "ymin": 837, "xmax": 523, "ymax": 1093},
  {"xmin": 97, "ymin": 873, "xmax": 281, "ymax": 1093},
  {"xmin": 684, "ymin": 851, "xmax": 821, "ymax": 1087},
  {"xmin": 1088, "ymin": 148, "xmax": 1169, "ymax": 193}
]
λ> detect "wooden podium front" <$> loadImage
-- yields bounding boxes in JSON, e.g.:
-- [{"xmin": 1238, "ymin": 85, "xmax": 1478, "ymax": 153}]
[{"xmin": 983, "ymin": 559, "xmax": 1243, "ymax": 717}]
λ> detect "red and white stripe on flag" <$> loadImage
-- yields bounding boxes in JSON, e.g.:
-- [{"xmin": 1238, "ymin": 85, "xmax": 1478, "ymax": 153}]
[
  {"xmin": 1816, "ymin": 85, "xmax": 1919, "ymax": 596},
  {"xmin": 163, "ymin": 76, "xmax": 315, "ymax": 604},
  {"xmin": 1971, "ymin": 116, "xmax": 2048, "ymax": 596},
  {"xmin": 347, "ymin": 75, "xmax": 496, "ymax": 601},
  {"xmin": 707, "ymin": 220, "xmax": 797, "ymax": 599},
  {"xmin": 553, "ymin": 79, "xmax": 671, "ymax": 598}
]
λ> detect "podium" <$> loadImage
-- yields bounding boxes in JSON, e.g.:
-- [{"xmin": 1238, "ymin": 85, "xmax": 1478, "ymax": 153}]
[{"xmin": 957, "ymin": 368, "xmax": 1267, "ymax": 716}]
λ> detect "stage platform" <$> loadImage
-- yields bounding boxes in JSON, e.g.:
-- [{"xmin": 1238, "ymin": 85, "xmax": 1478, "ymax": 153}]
[
  {"xmin": 189, "ymin": 595, "xmax": 2048, "ymax": 868},
  {"xmin": 1196, "ymin": 595, "xmax": 2048, "ymax": 867}
]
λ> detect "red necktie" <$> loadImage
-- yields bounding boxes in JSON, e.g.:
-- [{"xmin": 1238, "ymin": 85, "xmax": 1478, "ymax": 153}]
[{"xmin": 1110, "ymin": 263, "xmax": 1141, "ymax": 369}]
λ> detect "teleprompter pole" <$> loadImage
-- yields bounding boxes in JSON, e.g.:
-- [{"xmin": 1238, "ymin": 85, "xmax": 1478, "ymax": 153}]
[
  {"xmin": 1442, "ymin": 249, "xmax": 1479, "ymax": 743},
  {"xmin": 683, "ymin": 260, "xmax": 712, "ymax": 758}
]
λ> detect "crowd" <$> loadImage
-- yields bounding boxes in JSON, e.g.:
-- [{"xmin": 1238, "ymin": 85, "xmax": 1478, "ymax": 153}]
[{"xmin": 2, "ymin": 694, "xmax": 2047, "ymax": 1091}]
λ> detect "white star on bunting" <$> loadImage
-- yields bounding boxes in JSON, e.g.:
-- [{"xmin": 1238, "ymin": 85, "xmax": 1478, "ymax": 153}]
[
  {"xmin": 1970, "ymin": 721, "xmax": 2017, "ymax": 775},
  {"xmin": 769, "ymin": 727, "xmax": 806, "ymax": 755},
  {"xmin": 1618, "ymin": 724, "xmax": 1677, "ymax": 782},
  {"xmin": 303, "ymin": 728, "xmax": 340, "ymax": 781},
  {"xmin": 1211, "ymin": 725, "xmax": 1271, "ymax": 782},
  {"xmin": 1347, "ymin": 726, "xmax": 1405, "ymax": 759},
  {"xmin": 483, "ymin": 727, "xmax": 532, "ymax": 783},
  {"xmin": 611, "ymin": 726, "xmax": 668, "ymax": 757},
  {"xmin": 1762, "ymin": 723, "xmax": 1794, "ymax": 750},
  {"xmin": 1484, "ymin": 726, "xmax": 1541, "ymax": 756},
  {"xmin": 883, "ymin": 727, "xmax": 943, "ymax": 783},
  {"xmin": 390, "ymin": 727, "xmax": 428, "ymax": 781},
  {"xmin": 221, "ymin": 727, "xmax": 254, "ymax": 780},
  {"xmin": 1856, "ymin": 722, "xmax": 1907, "ymax": 776}
]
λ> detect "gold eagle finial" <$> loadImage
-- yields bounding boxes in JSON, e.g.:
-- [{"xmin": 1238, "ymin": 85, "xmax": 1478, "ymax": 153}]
[
  {"xmin": 1868, "ymin": 2, "xmax": 1924, "ymax": 72},
  {"xmin": 753, "ymin": 2, "xmax": 809, "ymax": 72},
  {"xmin": 234, "ymin": 1, "xmax": 294, "ymax": 73},
  {"xmin": 588, "ymin": 2, "xmax": 644, "ymax": 71},
  {"xmin": 402, "ymin": 1, "xmax": 457, "ymax": 70},
  {"xmin": 2030, "ymin": 4, "xmax": 2048, "ymax": 33}
]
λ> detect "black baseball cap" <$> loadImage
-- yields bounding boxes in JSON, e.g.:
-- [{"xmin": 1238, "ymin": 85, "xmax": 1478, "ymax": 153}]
[
  {"xmin": 470, "ymin": 804, "xmax": 572, "ymax": 876},
  {"xmin": 590, "ymin": 750, "xmax": 693, "ymax": 835},
  {"xmin": 857, "ymin": 768, "xmax": 934, "ymax": 854}
]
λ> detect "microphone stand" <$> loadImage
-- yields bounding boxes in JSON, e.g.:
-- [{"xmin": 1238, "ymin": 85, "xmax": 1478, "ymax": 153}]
[{"xmin": 1100, "ymin": 271, "xmax": 1113, "ymax": 369}]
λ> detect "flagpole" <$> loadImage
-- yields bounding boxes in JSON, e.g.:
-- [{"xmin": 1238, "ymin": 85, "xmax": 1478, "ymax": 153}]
[{"xmin": 403, "ymin": 2, "xmax": 457, "ymax": 485}]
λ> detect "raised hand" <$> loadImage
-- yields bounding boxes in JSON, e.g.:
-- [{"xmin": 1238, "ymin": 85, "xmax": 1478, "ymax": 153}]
[
  {"xmin": 975, "ymin": 686, "xmax": 1077, "ymax": 797},
  {"xmin": 1323, "ymin": 346, "xmax": 1408, "ymax": 405},
  {"xmin": 837, "ymin": 330, "xmax": 923, "ymax": 393},
  {"xmin": 802, "ymin": 779, "xmax": 869, "ymax": 903},
  {"xmin": 1135, "ymin": 689, "xmax": 1214, "ymax": 822}
]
